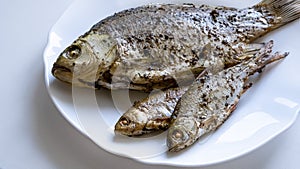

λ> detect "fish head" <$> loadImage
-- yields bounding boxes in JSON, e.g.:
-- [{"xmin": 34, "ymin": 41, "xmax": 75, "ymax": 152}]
[
  {"xmin": 52, "ymin": 33, "xmax": 117, "ymax": 88},
  {"xmin": 114, "ymin": 108, "xmax": 149, "ymax": 136},
  {"xmin": 167, "ymin": 117, "xmax": 198, "ymax": 152}
]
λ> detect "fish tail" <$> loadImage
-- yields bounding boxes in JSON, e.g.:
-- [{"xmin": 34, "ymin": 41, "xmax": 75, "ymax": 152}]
[
  {"xmin": 247, "ymin": 40, "xmax": 288, "ymax": 75},
  {"xmin": 255, "ymin": 0, "xmax": 300, "ymax": 27}
]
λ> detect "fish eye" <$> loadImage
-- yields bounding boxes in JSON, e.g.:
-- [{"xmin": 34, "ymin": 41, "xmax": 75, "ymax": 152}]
[
  {"xmin": 172, "ymin": 129, "xmax": 184, "ymax": 140},
  {"xmin": 67, "ymin": 45, "xmax": 81, "ymax": 59},
  {"xmin": 119, "ymin": 117, "xmax": 130, "ymax": 126},
  {"xmin": 174, "ymin": 131, "xmax": 183, "ymax": 139}
]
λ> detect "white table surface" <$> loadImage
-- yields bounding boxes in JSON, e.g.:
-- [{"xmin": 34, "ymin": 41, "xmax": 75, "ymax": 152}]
[{"xmin": 1, "ymin": 0, "xmax": 299, "ymax": 169}]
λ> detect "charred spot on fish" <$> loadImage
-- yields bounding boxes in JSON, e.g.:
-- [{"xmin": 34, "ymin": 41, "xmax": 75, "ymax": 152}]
[
  {"xmin": 197, "ymin": 78, "xmax": 205, "ymax": 84},
  {"xmin": 157, "ymin": 6, "xmax": 166, "ymax": 11},
  {"xmin": 164, "ymin": 35, "xmax": 170, "ymax": 40},
  {"xmin": 132, "ymin": 100, "xmax": 141, "ymax": 107},
  {"xmin": 222, "ymin": 40, "xmax": 229, "ymax": 45},
  {"xmin": 183, "ymin": 3, "xmax": 195, "ymax": 7},
  {"xmin": 190, "ymin": 57, "xmax": 200, "ymax": 66},
  {"xmin": 102, "ymin": 70, "xmax": 112, "ymax": 83},
  {"xmin": 159, "ymin": 124, "xmax": 170, "ymax": 130},
  {"xmin": 192, "ymin": 16, "xmax": 201, "ymax": 22},
  {"xmin": 94, "ymin": 81, "xmax": 102, "ymax": 89},
  {"xmin": 210, "ymin": 10, "xmax": 219, "ymax": 22},
  {"xmin": 227, "ymin": 14, "xmax": 236, "ymax": 22},
  {"xmin": 191, "ymin": 49, "xmax": 197, "ymax": 55},
  {"xmin": 257, "ymin": 67, "xmax": 264, "ymax": 73}
]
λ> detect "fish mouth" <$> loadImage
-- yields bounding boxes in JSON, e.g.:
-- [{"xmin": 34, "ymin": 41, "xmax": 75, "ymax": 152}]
[
  {"xmin": 52, "ymin": 63, "xmax": 73, "ymax": 83},
  {"xmin": 52, "ymin": 63, "xmax": 72, "ymax": 73},
  {"xmin": 167, "ymin": 139, "xmax": 184, "ymax": 152},
  {"xmin": 167, "ymin": 139, "xmax": 189, "ymax": 152},
  {"xmin": 167, "ymin": 126, "xmax": 189, "ymax": 152},
  {"xmin": 114, "ymin": 117, "xmax": 147, "ymax": 136},
  {"xmin": 168, "ymin": 145, "xmax": 180, "ymax": 152}
]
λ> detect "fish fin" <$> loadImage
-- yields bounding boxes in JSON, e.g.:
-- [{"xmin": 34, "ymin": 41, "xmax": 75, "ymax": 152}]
[
  {"xmin": 237, "ymin": 42, "xmax": 267, "ymax": 59},
  {"xmin": 247, "ymin": 40, "xmax": 288, "ymax": 75},
  {"xmin": 226, "ymin": 42, "xmax": 266, "ymax": 68},
  {"xmin": 243, "ymin": 43, "xmax": 266, "ymax": 55},
  {"xmin": 255, "ymin": 0, "xmax": 300, "ymax": 27}
]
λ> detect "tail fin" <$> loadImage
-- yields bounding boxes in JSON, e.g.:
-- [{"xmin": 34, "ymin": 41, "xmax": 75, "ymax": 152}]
[{"xmin": 255, "ymin": 0, "xmax": 300, "ymax": 27}]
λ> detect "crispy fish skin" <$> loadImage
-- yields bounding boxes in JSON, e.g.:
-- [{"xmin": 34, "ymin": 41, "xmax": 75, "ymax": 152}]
[
  {"xmin": 115, "ymin": 86, "xmax": 189, "ymax": 136},
  {"xmin": 113, "ymin": 40, "xmax": 266, "ymax": 137},
  {"xmin": 114, "ymin": 43, "xmax": 227, "ymax": 136},
  {"xmin": 166, "ymin": 41, "xmax": 288, "ymax": 152},
  {"xmin": 52, "ymin": 0, "xmax": 300, "ymax": 91},
  {"xmin": 113, "ymin": 0, "xmax": 300, "ymax": 136}
]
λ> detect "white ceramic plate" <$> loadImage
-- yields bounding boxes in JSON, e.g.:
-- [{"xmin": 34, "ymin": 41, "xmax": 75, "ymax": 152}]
[{"xmin": 44, "ymin": 0, "xmax": 300, "ymax": 167}]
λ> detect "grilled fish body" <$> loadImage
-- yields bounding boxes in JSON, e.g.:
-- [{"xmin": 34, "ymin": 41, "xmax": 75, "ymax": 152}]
[
  {"xmin": 113, "ymin": 0, "xmax": 300, "ymax": 136},
  {"xmin": 115, "ymin": 86, "xmax": 189, "ymax": 136},
  {"xmin": 52, "ymin": 0, "xmax": 300, "ymax": 91},
  {"xmin": 166, "ymin": 41, "xmax": 288, "ymax": 152}
]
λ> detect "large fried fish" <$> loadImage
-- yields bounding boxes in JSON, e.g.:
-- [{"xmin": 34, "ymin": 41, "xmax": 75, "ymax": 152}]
[{"xmin": 52, "ymin": 0, "xmax": 300, "ymax": 92}]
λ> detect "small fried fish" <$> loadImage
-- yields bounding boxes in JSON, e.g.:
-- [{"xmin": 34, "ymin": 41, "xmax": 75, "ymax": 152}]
[
  {"xmin": 167, "ymin": 41, "xmax": 288, "ymax": 152},
  {"xmin": 115, "ymin": 86, "xmax": 188, "ymax": 136},
  {"xmin": 52, "ymin": 0, "xmax": 300, "ymax": 91}
]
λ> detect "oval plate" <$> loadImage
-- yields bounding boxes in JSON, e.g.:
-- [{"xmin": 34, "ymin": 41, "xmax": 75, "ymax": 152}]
[{"xmin": 44, "ymin": 0, "xmax": 300, "ymax": 167}]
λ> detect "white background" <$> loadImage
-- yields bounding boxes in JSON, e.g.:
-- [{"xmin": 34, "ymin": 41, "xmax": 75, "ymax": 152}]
[{"xmin": 0, "ymin": 0, "xmax": 299, "ymax": 169}]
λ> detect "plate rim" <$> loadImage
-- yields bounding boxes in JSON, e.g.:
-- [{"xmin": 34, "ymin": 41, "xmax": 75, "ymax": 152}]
[{"xmin": 43, "ymin": 0, "xmax": 300, "ymax": 166}]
